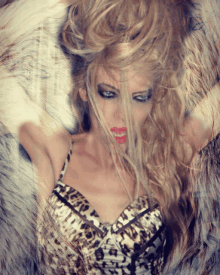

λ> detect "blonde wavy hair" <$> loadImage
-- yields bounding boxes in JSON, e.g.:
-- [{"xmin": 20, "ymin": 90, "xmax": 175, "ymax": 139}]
[{"xmin": 61, "ymin": 0, "xmax": 195, "ymax": 265}]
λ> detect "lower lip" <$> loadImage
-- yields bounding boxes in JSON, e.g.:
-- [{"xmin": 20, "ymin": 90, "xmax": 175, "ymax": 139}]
[{"xmin": 114, "ymin": 135, "xmax": 126, "ymax": 143}]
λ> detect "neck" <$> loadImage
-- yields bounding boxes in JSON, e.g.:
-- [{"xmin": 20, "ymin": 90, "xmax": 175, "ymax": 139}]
[{"xmin": 84, "ymin": 131, "xmax": 125, "ymax": 172}]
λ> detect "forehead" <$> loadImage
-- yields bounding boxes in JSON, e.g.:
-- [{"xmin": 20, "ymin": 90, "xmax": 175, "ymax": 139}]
[{"xmin": 96, "ymin": 67, "xmax": 153, "ymax": 92}]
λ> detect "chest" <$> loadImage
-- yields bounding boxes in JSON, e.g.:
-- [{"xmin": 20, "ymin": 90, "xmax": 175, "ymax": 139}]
[{"xmin": 60, "ymin": 154, "xmax": 146, "ymax": 224}]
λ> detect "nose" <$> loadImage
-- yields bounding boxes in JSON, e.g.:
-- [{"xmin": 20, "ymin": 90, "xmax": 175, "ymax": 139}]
[{"xmin": 115, "ymin": 102, "xmax": 125, "ymax": 122}]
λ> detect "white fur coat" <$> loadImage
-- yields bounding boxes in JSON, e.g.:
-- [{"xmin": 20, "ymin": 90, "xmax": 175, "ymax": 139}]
[
  {"xmin": 0, "ymin": 0, "xmax": 220, "ymax": 274},
  {"xmin": 0, "ymin": 1, "xmax": 75, "ymax": 274}
]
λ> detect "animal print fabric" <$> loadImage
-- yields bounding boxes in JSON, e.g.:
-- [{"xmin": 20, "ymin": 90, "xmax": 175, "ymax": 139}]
[{"xmin": 37, "ymin": 140, "xmax": 166, "ymax": 275}]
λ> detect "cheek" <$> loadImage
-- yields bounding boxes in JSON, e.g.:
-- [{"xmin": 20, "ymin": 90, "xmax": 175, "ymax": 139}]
[
  {"xmin": 134, "ymin": 104, "xmax": 152, "ymax": 126},
  {"xmin": 99, "ymin": 101, "xmax": 117, "ymax": 119}
]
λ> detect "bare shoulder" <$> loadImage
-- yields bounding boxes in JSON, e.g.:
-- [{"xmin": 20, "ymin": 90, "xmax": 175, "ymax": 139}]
[
  {"xmin": 47, "ymin": 131, "xmax": 89, "ymax": 183},
  {"xmin": 45, "ymin": 129, "xmax": 73, "ymax": 183},
  {"xmin": 37, "ymin": 129, "xmax": 73, "ymax": 205},
  {"xmin": 34, "ymin": 129, "xmax": 89, "ymax": 204},
  {"xmin": 18, "ymin": 121, "xmax": 72, "ymax": 198}
]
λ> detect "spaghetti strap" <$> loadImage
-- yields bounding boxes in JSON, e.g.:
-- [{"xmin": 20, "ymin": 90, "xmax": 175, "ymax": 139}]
[{"xmin": 57, "ymin": 140, "xmax": 74, "ymax": 182}]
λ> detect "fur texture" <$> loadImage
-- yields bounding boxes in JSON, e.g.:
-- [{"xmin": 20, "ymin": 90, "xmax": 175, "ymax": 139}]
[
  {"xmin": 0, "ymin": 1, "xmax": 75, "ymax": 274},
  {"xmin": 0, "ymin": 133, "xmax": 39, "ymax": 275},
  {"xmin": 163, "ymin": 135, "xmax": 220, "ymax": 274},
  {"xmin": 0, "ymin": 0, "xmax": 220, "ymax": 274}
]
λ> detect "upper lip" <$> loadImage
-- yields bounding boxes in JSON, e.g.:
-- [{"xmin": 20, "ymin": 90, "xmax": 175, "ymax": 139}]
[{"xmin": 110, "ymin": 127, "xmax": 127, "ymax": 134}]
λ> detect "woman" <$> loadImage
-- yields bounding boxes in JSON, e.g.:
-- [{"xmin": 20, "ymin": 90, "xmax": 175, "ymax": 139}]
[{"xmin": 2, "ymin": 0, "xmax": 220, "ymax": 274}]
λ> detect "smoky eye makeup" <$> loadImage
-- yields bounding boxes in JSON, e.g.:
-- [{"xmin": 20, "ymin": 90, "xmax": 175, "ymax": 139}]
[
  {"xmin": 97, "ymin": 84, "xmax": 118, "ymax": 99},
  {"xmin": 132, "ymin": 88, "xmax": 153, "ymax": 102},
  {"xmin": 97, "ymin": 83, "xmax": 153, "ymax": 102}
]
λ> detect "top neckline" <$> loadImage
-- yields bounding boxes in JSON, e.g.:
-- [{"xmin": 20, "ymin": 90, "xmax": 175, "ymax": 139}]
[{"xmin": 53, "ymin": 139, "xmax": 160, "ymax": 229}]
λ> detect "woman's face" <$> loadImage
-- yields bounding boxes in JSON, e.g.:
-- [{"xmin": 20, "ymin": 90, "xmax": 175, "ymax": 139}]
[{"xmin": 79, "ymin": 67, "xmax": 153, "ymax": 146}]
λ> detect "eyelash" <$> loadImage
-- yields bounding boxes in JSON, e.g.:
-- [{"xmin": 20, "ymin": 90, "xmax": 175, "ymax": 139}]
[{"xmin": 98, "ymin": 90, "xmax": 152, "ymax": 102}]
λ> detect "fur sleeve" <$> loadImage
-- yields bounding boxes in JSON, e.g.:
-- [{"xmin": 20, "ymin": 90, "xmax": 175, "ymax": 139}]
[
  {"xmin": 163, "ymin": 0, "xmax": 220, "ymax": 274},
  {"xmin": 0, "ymin": 0, "xmax": 75, "ymax": 274}
]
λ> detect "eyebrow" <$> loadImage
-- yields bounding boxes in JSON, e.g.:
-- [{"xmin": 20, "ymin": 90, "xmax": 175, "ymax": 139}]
[{"xmin": 98, "ymin": 83, "xmax": 152, "ymax": 95}]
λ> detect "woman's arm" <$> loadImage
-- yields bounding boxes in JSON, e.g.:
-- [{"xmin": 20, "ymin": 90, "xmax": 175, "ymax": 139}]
[
  {"xmin": 0, "ymin": 64, "xmax": 68, "ymax": 153},
  {"xmin": 183, "ymin": 83, "xmax": 220, "ymax": 152},
  {"xmin": 0, "ymin": 65, "xmax": 71, "ymax": 207}
]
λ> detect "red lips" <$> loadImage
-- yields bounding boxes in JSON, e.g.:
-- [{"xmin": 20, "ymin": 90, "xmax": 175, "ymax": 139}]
[
  {"xmin": 110, "ymin": 127, "xmax": 127, "ymax": 133},
  {"xmin": 110, "ymin": 127, "xmax": 127, "ymax": 144}
]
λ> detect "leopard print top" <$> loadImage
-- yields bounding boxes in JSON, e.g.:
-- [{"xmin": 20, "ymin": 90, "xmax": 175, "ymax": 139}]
[{"xmin": 38, "ymin": 140, "xmax": 166, "ymax": 275}]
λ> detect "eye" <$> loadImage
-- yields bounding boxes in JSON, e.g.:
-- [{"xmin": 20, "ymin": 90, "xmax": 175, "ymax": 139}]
[
  {"xmin": 98, "ymin": 89, "xmax": 117, "ymax": 99},
  {"xmin": 133, "ymin": 91, "xmax": 152, "ymax": 102}
]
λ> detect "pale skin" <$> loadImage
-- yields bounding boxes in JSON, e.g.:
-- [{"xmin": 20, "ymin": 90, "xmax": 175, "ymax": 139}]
[
  {"xmin": 18, "ymin": 65, "xmax": 219, "ymax": 224},
  {"xmin": 35, "ymin": 67, "xmax": 153, "ymax": 223},
  {"xmin": 78, "ymin": 68, "xmax": 154, "ymax": 169}
]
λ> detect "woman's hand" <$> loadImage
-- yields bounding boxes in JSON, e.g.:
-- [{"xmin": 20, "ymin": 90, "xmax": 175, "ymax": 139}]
[
  {"xmin": 183, "ymin": 83, "xmax": 220, "ymax": 152},
  {"xmin": 183, "ymin": 114, "xmax": 212, "ymax": 153}
]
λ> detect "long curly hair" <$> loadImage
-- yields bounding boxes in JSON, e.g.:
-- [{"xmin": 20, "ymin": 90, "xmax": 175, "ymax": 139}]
[
  {"xmin": 61, "ymin": 0, "xmax": 197, "ymax": 268},
  {"xmin": 163, "ymin": 0, "xmax": 220, "ymax": 273}
]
